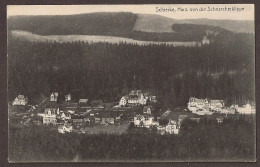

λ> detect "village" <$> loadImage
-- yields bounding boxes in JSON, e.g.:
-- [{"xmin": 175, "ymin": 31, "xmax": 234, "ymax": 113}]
[{"xmin": 9, "ymin": 89, "xmax": 256, "ymax": 136}]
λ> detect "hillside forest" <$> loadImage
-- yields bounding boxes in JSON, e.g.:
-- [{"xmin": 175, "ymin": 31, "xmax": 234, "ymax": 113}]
[{"xmin": 8, "ymin": 30, "xmax": 254, "ymax": 109}]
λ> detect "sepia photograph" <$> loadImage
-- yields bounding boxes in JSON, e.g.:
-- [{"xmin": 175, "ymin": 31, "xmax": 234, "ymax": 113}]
[{"xmin": 7, "ymin": 4, "xmax": 255, "ymax": 162}]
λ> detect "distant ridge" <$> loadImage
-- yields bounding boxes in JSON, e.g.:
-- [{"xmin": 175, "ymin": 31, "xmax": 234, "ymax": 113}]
[
  {"xmin": 8, "ymin": 12, "xmax": 254, "ymax": 44},
  {"xmin": 134, "ymin": 13, "xmax": 254, "ymax": 33}
]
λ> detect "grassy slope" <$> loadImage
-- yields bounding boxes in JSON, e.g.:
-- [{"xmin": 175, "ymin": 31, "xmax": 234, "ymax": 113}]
[{"xmin": 11, "ymin": 30, "xmax": 199, "ymax": 46}]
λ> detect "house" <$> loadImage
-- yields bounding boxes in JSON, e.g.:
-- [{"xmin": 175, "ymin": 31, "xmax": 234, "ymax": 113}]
[
  {"xmin": 79, "ymin": 99, "xmax": 88, "ymax": 103},
  {"xmin": 12, "ymin": 95, "xmax": 27, "ymax": 105},
  {"xmin": 71, "ymin": 115, "xmax": 84, "ymax": 125},
  {"xmin": 138, "ymin": 93, "xmax": 147, "ymax": 105},
  {"xmin": 134, "ymin": 114, "xmax": 159, "ymax": 128},
  {"xmin": 101, "ymin": 117, "xmax": 115, "ymax": 125},
  {"xmin": 157, "ymin": 126, "xmax": 166, "ymax": 135},
  {"xmin": 68, "ymin": 110, "xmax": 75, "ymax": 114},
  {"xmin": 209, "ymin": 100, "xmax": 225, "ymax": 111},
  {"xmin": 188, "ymin": 97, "xmax": 209, "ymax": 112},
  {"xmin": 95, "ymin": 117, "xmax": 101, "ymax": 124},
  {"xmin": 234, "ymin": 103, "xmax": 254, "ymax": 114},
  {"xmin": 127, "ymin": 93, "xmax": 147, "ymax": 106},
  {"xmin": 119, "ymin": 90, "xmax": 156, "ymax": 107},
  {"xmin": 65, "ymin": 94, "xmax": 71, "ymax": 101},
  {"xmin": 79, "ymin": 99, "xmax": 88, "ymax": 106},
  {"xmin": 188, "ymin": 97, "xmax": 225, "ymax": 114},
  {"xmin": 216, "ymin": 117, "xmax": 224, "ymax": 123},
  {"xmin": 150, "ymin": 96, "xmax": 157, "ymax": 103},
  {"xmin": 219, "ymin": 107, "xmax": 236, "ymax": 114},
  {"xmin": 60, "ymin": 111, "xmax": 71, "ymax": 120},
  {"xmin": 58, "ymin": 124, "xmax": 73, "ymax": 133},
  {"xmin": 50, "ymin": 92, "xmax": 58, "ymax": 102},
  {"xmin": 143, "ymin": 106, "xmax": 153, "ymax": 115},
  {"xmin": 165, "ymin": 120, "xmax": 179, "ymax": 134},
  {"xmin": 43, "ymin": 108, "xmax": 57, "ymax": 125},
  {"xmin": 128, "ymin": 95, "xmax": 139, "ymax": 106},
  {"xmin": 202, "ymin": 36, "xmax": 210, "ymax": 45}
]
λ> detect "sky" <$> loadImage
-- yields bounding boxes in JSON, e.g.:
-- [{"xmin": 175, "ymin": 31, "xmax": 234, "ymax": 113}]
[{"xmin": 7, "ymin": 4, "xmax": 254, "ymax": 20}]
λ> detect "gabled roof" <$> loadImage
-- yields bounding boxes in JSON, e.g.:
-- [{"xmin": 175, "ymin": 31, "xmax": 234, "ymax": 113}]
[
  {"xmin": 161, "ymin": 110, "xmax": 171, "ymax": 117},
  {"xmin": 210, "ymin": 100, "xmax": 224, "ymax": 104},
  {"xmin": 189, "ymin": 97, "xmax": 206, "ymax": 103},
  {"xmin": 79, "ymin": 99, "xmax": 88, "ymax": 103},
  {"xmin": 129, "ymin": 95, "xmax": 138, "ymax": 98},
  {"xmin": 65, "ymin": 124, "xmax": 72, "ymax": 128},
  {"xmin": 17, "ymin": 95, "xmax": 26, "ymax": 100}
]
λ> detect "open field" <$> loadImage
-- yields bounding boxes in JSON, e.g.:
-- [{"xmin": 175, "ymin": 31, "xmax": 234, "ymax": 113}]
[{"xmin": 12, "ymin": 30, "xmax": 199, "ymax": 47}]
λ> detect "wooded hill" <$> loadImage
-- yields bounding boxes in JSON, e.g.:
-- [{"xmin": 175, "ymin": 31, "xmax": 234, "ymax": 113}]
[{"xmin": 8, "ymin": 12, "xmax": 254, "ymax": 42}]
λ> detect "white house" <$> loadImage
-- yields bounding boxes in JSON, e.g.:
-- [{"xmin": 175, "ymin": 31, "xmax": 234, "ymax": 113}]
[
  {"xmin": 50, "ymin": 92, "xmax": 58, "ymax": 102},
  {"xmin": 188, "ymin": 97, "xmax": 209, "ymax": 112},
  {"xmin": 165, "ymin": 120, "xmax": 179, "ymax": 134},
  {"xmin": 209, "ymin": 100, "xmax": 225, "ymax": 111},
  {"xmin": 188, "ymin": 97, "xmax": 225, "ymax": 114},
  {"xmin": 43, "ymin": 108, "xmax": 57, "ymax": 125},
  {"xmin": 235, "ymin": 103, "xmax": 254, "ymax": 114},
  {"xmin": 119, "ymin": 90, "xmax": 156, "ymax": 107},
  {"xmin": 79, "ymin": 99, "xmax": 88, "ymax": 104},
  {"xmin": 12, "ymin": 95, "xmax": 27, "ymax": 105},
  {"xmin": 216, "ymin": 117, "xmax": 224, "ymax": 123},
  {"xmin": 58, "ymin": 124, "xmax": 73, "ymax": 133},
  {"xmin": 219, "ymin": 107, "xmax": 236, "ymax": 114},
  {"xmin": 134, "ymin": 114, "xmax": 159, "ymax": 128},
  {"xmin": 128, "ymin": 95, "xmax": 139, "ymax": 106},
  {"xmin": 65, "ymin": 94, "xmax": 71, "ymax": 101},
  {"xmin": 202, "ymin": 36, "xmax": 210, "ymax": 45},
  {"xmin": 119, "ymin": 96, "xmax": 128, "ymax": 107},
  {"xmin": 138, "ymin": 93, "xmax": 147, "ymax": 105}
]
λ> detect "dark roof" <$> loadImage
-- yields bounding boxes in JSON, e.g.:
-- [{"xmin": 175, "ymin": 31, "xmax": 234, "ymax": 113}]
[
  {"xmin": 143, "ymin": 106, "xmax": 153, "ymax": 113},
  {"xmin": 129, "ymin": 95, "xmax": 138, "ymax": 99}
]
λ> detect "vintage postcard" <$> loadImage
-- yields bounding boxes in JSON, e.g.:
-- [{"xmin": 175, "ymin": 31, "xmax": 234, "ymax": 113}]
[{"xmin": 7, "ymin": 4, "xmax": 255, "ymax": 162}]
